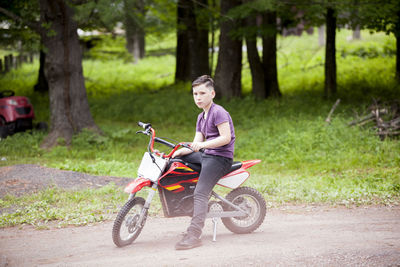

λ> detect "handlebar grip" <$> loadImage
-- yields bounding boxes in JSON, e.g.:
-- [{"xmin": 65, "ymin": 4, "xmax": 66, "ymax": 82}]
[{"xmin": 138, "ymin": 121, "xmax": 151, "ymax": 129}]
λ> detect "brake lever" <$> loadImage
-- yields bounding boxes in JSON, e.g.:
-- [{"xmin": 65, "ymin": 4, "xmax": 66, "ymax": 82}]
[{"xmin": 136, "ymin": 130, "xmax": 150, "ymax": 135}]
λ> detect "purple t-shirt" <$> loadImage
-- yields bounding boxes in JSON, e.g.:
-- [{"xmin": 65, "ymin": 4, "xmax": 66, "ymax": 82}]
[{"xmin": 196, "ymin": 103, "xmax": 235, "ymax": 159}]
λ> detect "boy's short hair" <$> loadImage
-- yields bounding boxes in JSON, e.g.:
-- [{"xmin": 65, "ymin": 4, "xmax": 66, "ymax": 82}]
[{"xmin": 192, "ymin": 75, "xmax": 214, "ymax": 90}]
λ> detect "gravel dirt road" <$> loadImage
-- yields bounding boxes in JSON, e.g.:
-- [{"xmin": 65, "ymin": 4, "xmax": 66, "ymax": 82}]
[
  {"xmin": 1, "ymin": 206, "xmax": 400, "ymax": 266},
  {"xmin": 1, "ymin": 165, "xmax": 399, "ymax": 266}
]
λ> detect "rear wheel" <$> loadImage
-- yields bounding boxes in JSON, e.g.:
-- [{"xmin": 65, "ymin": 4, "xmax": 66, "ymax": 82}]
[
  {"xmin": 0, "ymin": 117, "xmax": 8, "ymax": 138},
  {"xmin": 112, "ymin": 197, "xmax": 147, "ymax": 247},
  {"xmin": 221, "ymin": 187, "xmax": 266, "ymax": 234}
]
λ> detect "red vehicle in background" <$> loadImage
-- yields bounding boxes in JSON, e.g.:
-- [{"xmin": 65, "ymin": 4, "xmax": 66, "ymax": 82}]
[{"xmin": 0, "ymin": 90, "xmax": 35, "ymax": 138}]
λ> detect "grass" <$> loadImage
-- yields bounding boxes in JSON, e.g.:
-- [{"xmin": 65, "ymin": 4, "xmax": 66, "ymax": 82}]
[
  {"xmin": 0, "ymin": 184, "xmax": 127, "ymax": 228},
  {"xmin": 0, "ymin": 29, "xmax": 399, "ymax": 228}
]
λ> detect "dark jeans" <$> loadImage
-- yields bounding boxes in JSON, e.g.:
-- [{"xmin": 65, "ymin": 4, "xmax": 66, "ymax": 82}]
[{"xmin": 180, "ymin": 152, "xmax": 233, "ymax": 238}]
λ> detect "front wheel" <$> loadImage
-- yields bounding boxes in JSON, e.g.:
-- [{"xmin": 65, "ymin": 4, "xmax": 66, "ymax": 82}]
[
  {"xmin": 112, "ymin": 197, "xmax": 147, "ymax": 247},
  {"xmin": 222, "ymin": 187, "xmax": 266, "ymax": 234}
]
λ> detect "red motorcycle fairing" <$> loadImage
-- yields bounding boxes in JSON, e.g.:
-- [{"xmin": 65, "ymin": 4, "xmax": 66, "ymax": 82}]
[
  {"xmin": 124, "ymin": 160, "xmax": 261, "ymax": 194},
  {"xmin": 241, "ymin": 159, "xmax": 261, "ymax": 169},
  {"xmin": 157, "ymin": 161, "xmax": 199, "ymax": 217},
  {"xmin": 124, "ymin": 177, "xmax": 152, "ymax": 194},
  {"xmin": 158, "ymin": 162, "xmax": 199, "ymax": 193}
]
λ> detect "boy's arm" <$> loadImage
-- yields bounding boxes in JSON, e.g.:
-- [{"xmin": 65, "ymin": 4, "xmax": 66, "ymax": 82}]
[
  {"xmin": 191, "ymin": 122, "xmax": 231, "ymax": 152},
  {"xmin": 172, "ymin": 132, "xmax": 204, "ymax": 158}
]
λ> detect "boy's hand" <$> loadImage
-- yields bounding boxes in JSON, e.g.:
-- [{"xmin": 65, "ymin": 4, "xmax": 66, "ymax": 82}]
[
  {"xmin": 190, "ymin": 142, "xmax": 204, "ymax": 152},
  {"xmin": 172, "ymin": 148, "xmax": 190, "ymax": 158},
  {"xmin": 172, "ymin": 149, "xmax": 182, "ymax": 158}
]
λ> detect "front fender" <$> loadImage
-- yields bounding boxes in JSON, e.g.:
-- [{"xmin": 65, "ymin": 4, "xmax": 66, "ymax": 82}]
[{"xmin": 124, "ymin": 177, "xmax": 152, "ymax": 194}]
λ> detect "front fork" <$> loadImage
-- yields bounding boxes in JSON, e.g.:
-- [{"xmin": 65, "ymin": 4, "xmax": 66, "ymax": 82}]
[{"xmin": 133, "ymin": 182, "xmax": 158, "ymax": 228}]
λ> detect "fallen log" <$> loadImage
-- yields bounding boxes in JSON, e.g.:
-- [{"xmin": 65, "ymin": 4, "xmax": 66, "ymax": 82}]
[
  {"xmin": 348, "ymin": 109, "xmax": 388, "ymax": 126},
  {"xmin": 349, "ymin": 100, "xmax": 399, "ymax": 140}
]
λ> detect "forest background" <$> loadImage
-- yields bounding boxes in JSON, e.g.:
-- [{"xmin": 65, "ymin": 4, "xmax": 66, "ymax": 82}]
[{"xmin": 0, "ymin": 0, "xmax": 399, "ymax": 227}]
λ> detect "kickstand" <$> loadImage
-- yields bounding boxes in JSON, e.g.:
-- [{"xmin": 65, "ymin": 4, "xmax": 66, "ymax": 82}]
[{"xmin": 212, "ymin": 217, "xmax": 218, "ymax": 242}]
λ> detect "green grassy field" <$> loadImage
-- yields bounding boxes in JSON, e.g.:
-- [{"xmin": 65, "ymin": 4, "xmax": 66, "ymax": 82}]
[{"xmin": 0, "ymin": 29, "xmax": 399, "ymax": 227}]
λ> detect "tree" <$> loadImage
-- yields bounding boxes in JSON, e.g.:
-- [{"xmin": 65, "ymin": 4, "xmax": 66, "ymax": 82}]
[
  {"xmin": 34, "ymin": 48, "xmax": 49, "ymax": 93},
  {"xmin": 214, "ymin": 0, "xmax": 243, "ymax": 99},
  {"xmin": 297, "ymin": 0, "xmax": 338, "ymax": 98},
  {"xmin": 359, "ymin": 0, "xmax": 400, "ymax": 80},
  {"xmin": 396, "ymin": 11, "xmax": 400, "ymax": 81},
  {"xmin": 124, "ymin": 0, "xmax": 146, "ymax": 63},
  {"xmin": 175, "ymin": 0, "xmax": 210, "ymax": 83},
  {"xmin": 262, "ymin": 10, "xmax": 281, "ymax": 97},
  {"xmin": 303, "ymin": 0, "xmax": 400, "ymax": 95},
  {"xmin": 324, "ymin": 6, "xmax": 337, "ymax": 98},
  {"xmin": 0, "ymin": 0, "xmax": 100, "ymax": 147},
  {"xmin": 228, "ymin": 0, "xmax": 281, "ymax": 99},
  {"xmin": 350, "ymin": 0, "xmax": 361, "ymax": 40},
  {"xmin": 175, "ymin": 0, "xmax": 191, "ymax": 82},
  {"xmin": 39, "ymin": 0, "xmax": 100, "ymax": 147},
  {"xmin": 188, "ymin": 0, "xmax": 210, "ymax": 81},
  {"xmin": 74, "ymin": 0, "xmax": 150, "ymax": 63},
  {"xmin": 244, "ymin": 10, "xmax": 265, "ymax": 98},
  {"xmin": 0, "ymin": 1, "xmax": 47, "ymax": 91}
]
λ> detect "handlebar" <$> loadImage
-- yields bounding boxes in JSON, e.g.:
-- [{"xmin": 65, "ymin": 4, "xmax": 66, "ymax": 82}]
[{"xmin": 137, "ymin": 121, "xmax": 193, "ymax": 158}]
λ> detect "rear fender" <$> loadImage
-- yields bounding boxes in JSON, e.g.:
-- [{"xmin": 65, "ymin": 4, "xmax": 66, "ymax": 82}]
[
  {"xmin": 241, "ymin": 159, "xmax": 261, "ymax": 169},
  {"xmin": 124, "ymin": 177, "xmax": 152, "ymax": 194},
  {"xmin": 217, "ymin": 159, "xmax": 261, "ymax": 189}
]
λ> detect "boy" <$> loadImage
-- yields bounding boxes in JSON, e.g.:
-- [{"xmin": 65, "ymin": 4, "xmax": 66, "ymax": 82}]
[{"xmin": 173, "ymin": 75, "xmax": 235, "ymax": 250}]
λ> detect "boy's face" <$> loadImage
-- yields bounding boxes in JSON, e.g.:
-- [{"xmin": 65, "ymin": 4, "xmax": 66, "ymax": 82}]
[{"xmin": 193, "ymin": 83, "xmax": 215, "ymax": 110}]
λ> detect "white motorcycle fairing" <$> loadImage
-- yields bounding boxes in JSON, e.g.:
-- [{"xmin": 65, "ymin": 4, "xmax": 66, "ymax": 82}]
[{"xmin": 217, "ymin": 160, "xmax": 261, "ymax": 189}]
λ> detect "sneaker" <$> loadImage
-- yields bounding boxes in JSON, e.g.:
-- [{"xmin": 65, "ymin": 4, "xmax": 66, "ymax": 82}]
[{"xmin": 175, "ymin": 234, "xmax": 202, "ymax": 250}]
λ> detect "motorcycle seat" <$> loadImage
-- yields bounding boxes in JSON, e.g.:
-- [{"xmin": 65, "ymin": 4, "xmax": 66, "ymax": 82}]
[{"xmin": 230, "ymin": 161, "xmax": 242, "ymax": 172}]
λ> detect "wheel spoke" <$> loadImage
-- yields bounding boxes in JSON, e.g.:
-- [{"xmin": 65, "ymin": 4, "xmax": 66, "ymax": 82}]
[
  {"xmin": 221, "ymin": 187, "xmax": 266, "ymax": 234},
  {"xmin": 231, "ymin": 194, "xmax": 260, "ymax": 227},
  {"xmin": 120, "ymin": 205, "xmax": 143, "ymax": 240},
  {"xmin": 112, "ymin": 197, "xmax": 147, "ymax": 247}
]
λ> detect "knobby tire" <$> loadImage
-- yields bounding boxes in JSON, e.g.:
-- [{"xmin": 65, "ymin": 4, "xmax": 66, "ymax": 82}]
[
  {"xmin": 112, "ymin": 197, "xmax": 147, "ymax": 247},
  {"xmin": 221, "ymin": 186, "xmax": 266, "ymax": 234}
]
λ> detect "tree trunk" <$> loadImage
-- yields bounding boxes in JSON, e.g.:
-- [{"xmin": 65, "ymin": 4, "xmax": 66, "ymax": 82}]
[
  {"xmin": 175, "ymin": 0, "xmax": 191, "ymax": 82},
  {"xmin": 210, "ymin": 0, "xmax": 216, "ymax": 76},
  {"xmin": 318, "ymin": 25, "xmax": 325, "ymax": 46},
  {"xmin": 245, "ymin": 13, "xmax": 265, "ymax": 98},
  {"xmin": 214, "ymin": 0, "xmax": 242, "ymax": 99},
  {"xmin": 39, "ymin": 0, "xmax": 99, "ymax": 148},
  {"xmin": 352, "ymin": 25, "xmax": 361, "ymax": 40},
  {"xmin": 124, "ymin": 0, "xmax": 146, "ymax": 63},
  {"xmin": 396, "ymin": 32, "xmax": 400, "ymax": 81},
  {"xmin": 395, "ymin": 10, "xmax": 400, "ymax": 81},
  {"xmin": 262, "ymin": 11, "xmax": 281, "ymax": 97},
  {"xmin": 188, "ymin": 0, "xmax": 209, "ymax": 81},
  {"xmin": 4, "ymin": 55, "xmax": 10, "ymax": 73},
  {"xmin": 34, "ymin": 49, "xmax": 49, "ymax": 93},
  {"xmin": 351, "ymin": 0, "xmax": 361, "ymax": 40},
  {"xmin": 324, "ymin": 7, "xmax": 337, "ymax": 98},
  {"xmin": 175, "ymin": 0, "xmax": 209, "ymax": 83}
]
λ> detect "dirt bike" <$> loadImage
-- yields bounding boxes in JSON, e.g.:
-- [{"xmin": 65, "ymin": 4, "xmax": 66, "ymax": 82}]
[{"xmin": 112, "ymin": 122, "xmax": 266, "ymax": 247}]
